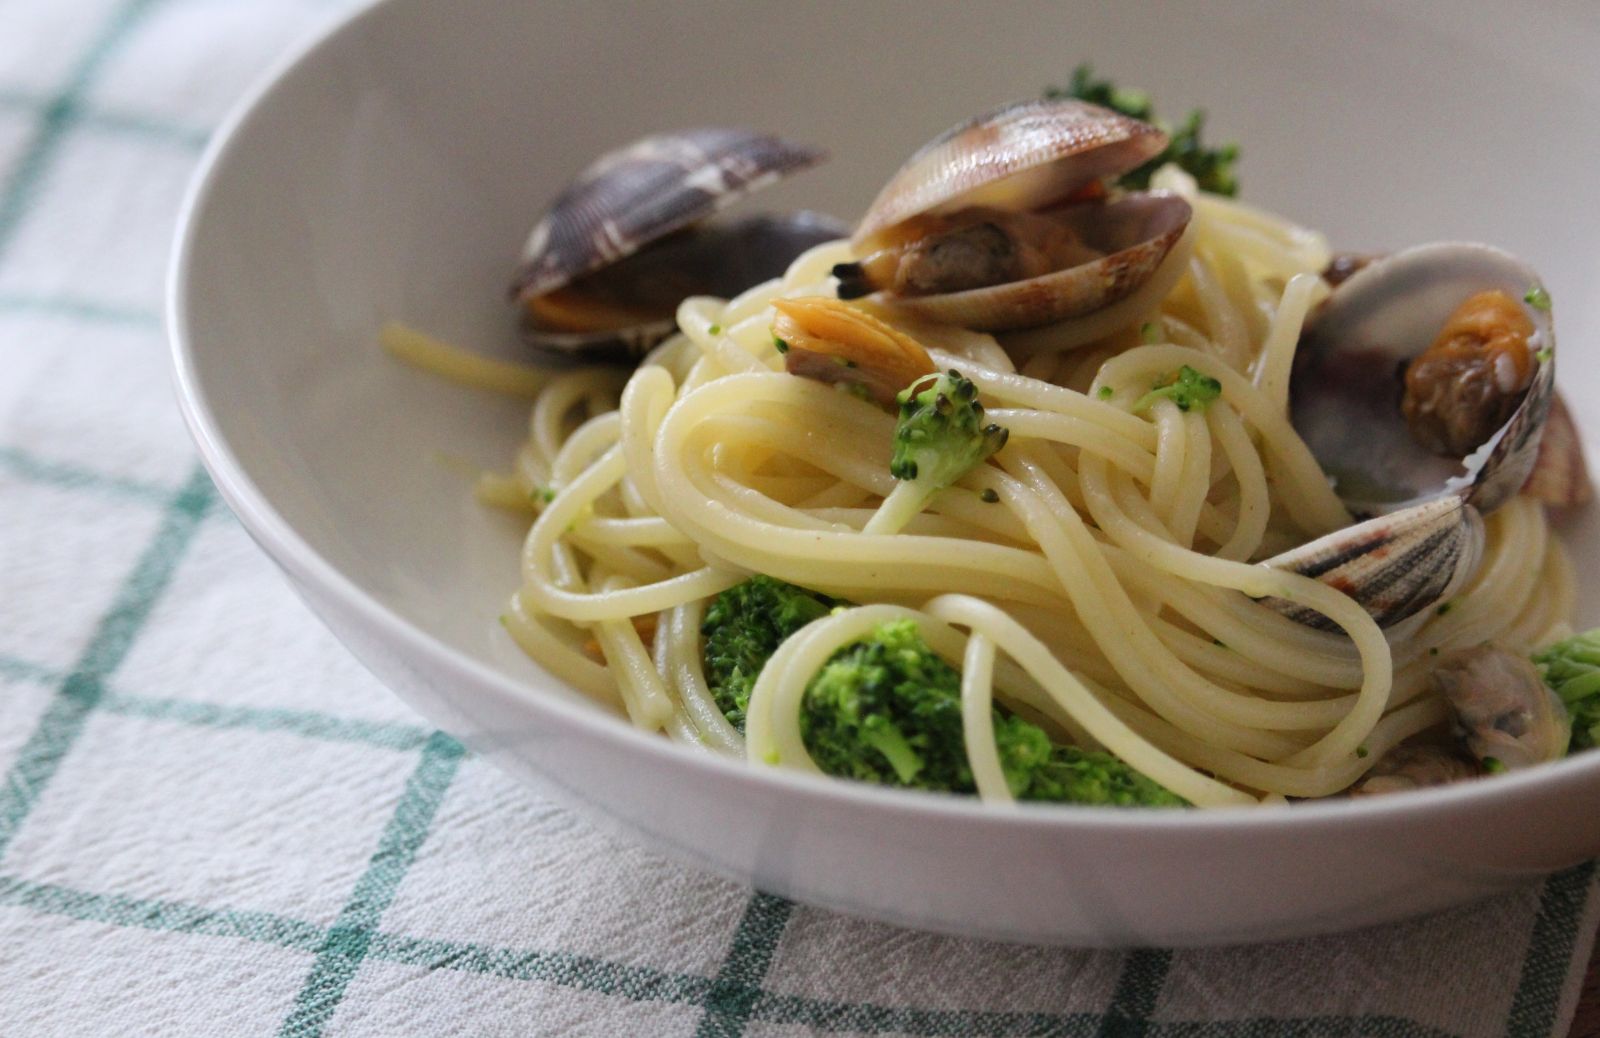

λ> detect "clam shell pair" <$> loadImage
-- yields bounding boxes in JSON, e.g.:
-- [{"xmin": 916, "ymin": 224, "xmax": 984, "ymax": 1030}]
[
  {"xmin": 1262, "ymin": 244, "xmax": 1565, "ymax": 629},
  {"xmin": 842, "ymin": 99, "xmax": 1193, "ymax": 331},
  {"xmin": 511, "ymin": 127, "xmax": 845, "ymax": 361}
]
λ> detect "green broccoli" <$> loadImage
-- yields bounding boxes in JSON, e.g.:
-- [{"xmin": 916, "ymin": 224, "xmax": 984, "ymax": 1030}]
[
  {"xmin": 800, "ymin": 618, "xmax": 1186, "ymax": 806},
  {"xmin": 1533, "ymin": 629, "xmax": 1600, "ymax": 750},
  {"xmin": 701, "ymin": 576, "xmax": 842, "ymax": 731},
  {"xmin": 864, "ymin": 370, "xmax": 1009, "ymax": 535},
  {"xmin": 1047, "ymin": 64, "xmax": 1240, "ymax": 197},
  {"xmin": 1025, "ymin": 745, "xmax": 1189, "ymax": 807},
  {"xmin": 1133, "ymin": 366, "xmax": 1223, "ymax": 415},
  {"xmin": 802, "ymin": 619, "xmax": 966, "ymax": 788}
]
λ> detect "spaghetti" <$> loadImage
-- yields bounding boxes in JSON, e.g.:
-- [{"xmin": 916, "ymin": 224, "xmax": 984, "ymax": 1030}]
[{"xmin": 401, "ymin": 165, "xmax": 1575, "ymax": 809}]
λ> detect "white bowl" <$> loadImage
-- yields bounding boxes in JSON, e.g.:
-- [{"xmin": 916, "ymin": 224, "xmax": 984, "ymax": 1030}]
[{"xmin": 169, "ymin": 0, "xmax": 1600, "ymax": 945}]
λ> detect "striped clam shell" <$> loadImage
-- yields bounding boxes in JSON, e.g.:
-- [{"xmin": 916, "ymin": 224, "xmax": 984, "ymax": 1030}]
[
  {"xmin": 1260, "ymin": 496, "xmax": 1485, "ymax": 631},
  {"xmin": 512, "ymin": 127, "xmax": 827, "ymax": 303},
  {"xmin": 1292, "ymin": 242, "xmax": 1556, "ymax": 518},
  {"xmin": 852, "ymin": 98, "xmax": 1166, "ymax": 253}
]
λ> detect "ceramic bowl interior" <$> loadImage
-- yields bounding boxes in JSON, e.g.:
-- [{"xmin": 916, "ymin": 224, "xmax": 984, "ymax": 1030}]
[{"xmin": 171, "ymin": 0, "xmax": 1600, "ymax": 945}]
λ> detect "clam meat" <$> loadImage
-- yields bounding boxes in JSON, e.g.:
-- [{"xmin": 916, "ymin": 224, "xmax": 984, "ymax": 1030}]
[
  {"xmin": 833, "ymin": 99, "xmax": 1192, "ymax": 331},
  {"xmin": 511, "ymin": 128, "xmax": 844, "ymax": 362},
  {"xmin": 770, "ymin": 296, "xmax": 936, "ymax": 407},
  {"xmin": 1291, "ymin": 242, "xmax": 1556, "ymax": 518},
  {"xmin": 1349, "ymin": 744, "xmax": 1481, "ymax": 797},
  {"xmin": 1431, "ymin": 644, "xmax": 1570, "ymax": 770}
]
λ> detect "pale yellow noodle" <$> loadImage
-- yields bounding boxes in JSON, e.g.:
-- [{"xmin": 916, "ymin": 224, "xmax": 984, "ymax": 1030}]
[{"xmin": 414, "ymin": 178, "xmax": 1579, "ymax": 808}]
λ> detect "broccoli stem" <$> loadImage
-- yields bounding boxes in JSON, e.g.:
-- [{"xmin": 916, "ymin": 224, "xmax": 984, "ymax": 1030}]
[
  {"xmin": 861, "ymin": 479, "xmax": 937, "ymax": 536},
  {"xmin": 860, "ymin": 718, "xmax": 924, "ymax": 784}
]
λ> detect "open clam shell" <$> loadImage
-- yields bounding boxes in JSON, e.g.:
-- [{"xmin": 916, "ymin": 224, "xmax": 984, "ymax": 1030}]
[
  {"xmin": 518, "ymin": 210, "xmax": 847, "ymax": 363},
  {"xmin": 841, "ymin": 98, "xmax": 1190, "ymax": 332},
  {"xmin": 872, "ymin": 191, "xmax": 1191, "ymax": 331},
  {"xmin": 852, "ymin": 98, "xmax": 1166, "ymax": 253},
  {"xmin": 510, "ymin": 128, "xmax": 831, "ymax": 360},
  {"xmin": 1260, "ymin": 496, "xmax": 1485, "ymax": 631},
  {"xmin": 1291, "ymin": 242, "xmax": 1555, "ymax": 517},
  {"xmin": 515, "ymin": 128, "xmax": 826, "ymax": 299}
]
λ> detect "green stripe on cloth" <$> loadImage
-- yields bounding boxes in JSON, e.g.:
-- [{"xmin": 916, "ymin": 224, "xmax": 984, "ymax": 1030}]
[
  {"xmin": 0, "ymin": 874, "xmax": 325, "ymax": 953},
  {"xmin": 97, "ymin": 695, "xmax": 435, "ymax": 753},
  {"xmin": 0, "ymin": 90, "xmax": 208, "ymax": 151},
  {"xmin": 365, "ymin": 932, "xmax": 715, "ymax": 1004},
  {"xmin": 0, "ymin": 655, "xmax": 59, "ymax": 686},
  {"xmin": 695, "ymin": 892, "xmax": 795, "ymax": 1037},
  {"xmin": 0, "ymin": 651, "xmax": 434, "ymax": 752},
  {"xmin": 0, "ymin": 445, "xmax": 172, "ymax": 502},
  {"xmin": 0, "ymin": 465, "xmax": 214, "ymax": 863},
  {"xmin": 68, "ymin": 108, "xmax": 208, "ymax": 150},
  {"xmin": 750, "ymin": 995, "xmax": 1096, "ymax": 1037},
  {"xmin": 0, "ymin": 293, "xmax": 162, "ymax": 326},
  {"xmin": 1507, "ymin": 861, "xmax": 1599, "ymax": 1037},
  {"xmin": 277, "ymin": 731, "xmax": 466, "ymax": 1037},
  {"xmin": 0, "ymin": 0, "xmax": 160, "ymax": 260},
  {"xmin": 1096, "ymin": 949, "xmax": 1171, "ymax": 1038}
]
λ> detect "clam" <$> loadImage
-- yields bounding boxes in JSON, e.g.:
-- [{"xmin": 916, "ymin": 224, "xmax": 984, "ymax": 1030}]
[
  {"xmin": 832, "ymin": 99, "xmax": 1192, "ymax": 331},
  {"xmin": 1349, "ymin": 744, "xmax": 1481, "ymax": 797},
  {"xmin": 1431, "ymin": 645, "xmax": 1570, "ymax": 769},
  {"xmin": 770, "ymin": 296, "xmax": 936, "ymax": 407},
  {"xmin": 1261, "ymin": 495, "xmax": 1484, "ymax": 631},
  {"xmin": 1261, "ymin": 243, "xmax": 1559, "ymax": 628},
  {"xmin": 1290, "ymin": 242, "xmax": 1555, "ymax": 518},
  {"xmin": 511, "ymin": 128, "xmax": 844, "ymax": 362}
]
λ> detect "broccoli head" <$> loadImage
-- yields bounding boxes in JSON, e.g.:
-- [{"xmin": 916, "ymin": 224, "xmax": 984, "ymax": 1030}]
[
  {"xmin": 801, "ymin": 618, "xmax": 971, "ymax": 789},
  {"xmin": 1047, "ymin": 64, "xmax": 1240, "ymax": 197},
  {"xmin": 800, "ymin": 618, "xmax": 1187, "ymax": 806},
  {"xmin": 891, "ymin": 370, "xmax": 1009, "ymax": 486},
  {"xmin": 702, "ymin": 576, "xmax": 842, "ymax": 731},
  {"xmin": 1532, "ymin": 628, "xmax": 1600, "ymax": 750},
  {"xmin": 1020, "ymin": 745, "xmax": 1189, "ymax": 807},
  {"xmin": 1133, "ymin": 365, "xmax": 1223, "ymax": 415}
]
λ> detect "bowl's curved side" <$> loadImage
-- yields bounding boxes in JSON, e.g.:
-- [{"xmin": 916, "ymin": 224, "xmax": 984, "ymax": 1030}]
[
  {"xmin": 277, "ymin": 557, "xmax": 1600, "ymax": 946},
  {"xmin": 169, "ymin": 0, "xmax": 1600, "ymax": 945}
]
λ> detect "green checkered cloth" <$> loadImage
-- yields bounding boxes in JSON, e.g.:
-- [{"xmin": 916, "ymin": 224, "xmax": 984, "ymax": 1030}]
[{"xmin": 1, "ymin": 2, "xmax": 1597, "ymax": 1035}]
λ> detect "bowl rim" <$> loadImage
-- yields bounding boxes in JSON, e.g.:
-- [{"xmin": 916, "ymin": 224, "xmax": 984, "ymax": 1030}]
[{"xmin": 165, "ymin": 0, "xmax": 1600, "ymax": 837}]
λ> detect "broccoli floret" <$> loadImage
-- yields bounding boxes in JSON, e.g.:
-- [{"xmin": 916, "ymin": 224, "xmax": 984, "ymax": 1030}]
[
  {"xmin": 1050, "ymin": 64, "xmax": 1154, "ymax": 120},
  {"xmin": 1020, "ymin": 746, "xmax": 1189, "ymax": 807},
  {"xmin": 865, "ymin": 370, "xmax": 1009, "ymax": 536},
  {"xmin": 702, "ymin": 576, "xmax": 842, "ymax": 731},
  {"xmin": 1047, "ymin": 64, "xmax": 1240, "ymax": 197},
  {"xmin": 891, "ymin": 370, "xmax": 1009, "ymax": 484},
  {"xmin": 1533, "ymin": 629, "xmax": 1600, "ymax": 750},
  {"xmin": 802, "ymin": 619, "xmax": 971, "ymax": 788},
  {"xmin": 1157, "ymin": 108, "xmax": 1241, "ymax": 198},
  {"xmin": 705, "ymin": 593, "xmax": 1189, "ymax": 806},
  {"xmin": 800, "ymin": 619, "xmax": 1187, "ymax": 806},
  {"xmin": 1133, "ymin": 365, "xmax": 1222, "ymax": 415}
]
